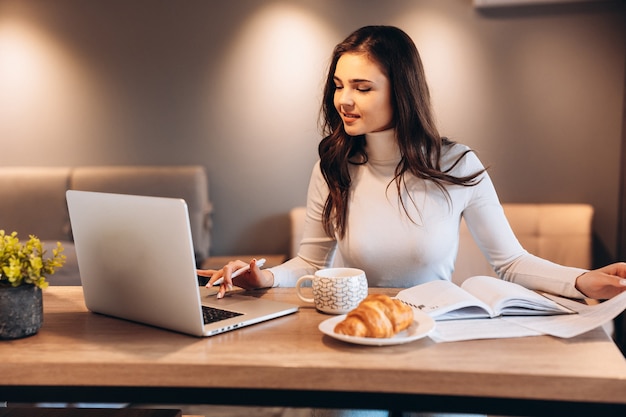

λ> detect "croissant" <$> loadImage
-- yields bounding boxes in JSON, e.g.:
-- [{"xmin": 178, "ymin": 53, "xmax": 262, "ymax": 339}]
[{"xmin": 334, "ymin": 294, "xmax": 414, "ymax": 338}]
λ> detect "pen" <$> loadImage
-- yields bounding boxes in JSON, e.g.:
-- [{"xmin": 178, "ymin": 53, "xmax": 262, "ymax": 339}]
[
  {"xmin": 231, "ymin": 258, "xmax": 267, "ymax": 279},
  {"xmin": 207, "ymin": 258, "xmax": 267, "ymax": 287}
]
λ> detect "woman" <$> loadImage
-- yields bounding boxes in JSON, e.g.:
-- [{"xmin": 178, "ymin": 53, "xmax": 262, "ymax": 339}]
[
  {"xmin": 200, "ymin": 25, "xmax": 626, "ymax": 305},
  {"xmin": 199, "ymin": 23, "xmax": 625, "ymax": 417}
]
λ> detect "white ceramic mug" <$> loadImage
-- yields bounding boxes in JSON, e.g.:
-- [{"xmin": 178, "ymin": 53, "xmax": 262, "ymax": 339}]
[{"xmin": 295, "ymin": 268, "xmax": 368, "ymax": 314}]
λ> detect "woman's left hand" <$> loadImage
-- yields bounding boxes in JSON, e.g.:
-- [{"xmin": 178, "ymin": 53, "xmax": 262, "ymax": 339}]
[{"xmin": 575, "ymin": 262, "xmax": 626, "ymax": 299}]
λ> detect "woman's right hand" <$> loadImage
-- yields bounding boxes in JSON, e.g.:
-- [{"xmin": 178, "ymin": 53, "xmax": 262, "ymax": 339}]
[{"xmin": 197, "ymin": 258, "xmax": 274, "ymax": 299}]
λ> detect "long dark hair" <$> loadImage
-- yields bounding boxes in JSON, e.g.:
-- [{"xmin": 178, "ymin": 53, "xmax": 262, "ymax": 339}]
[{"xmin": 319, "ymin": 25, "xmax": 484, "ymax": 238}]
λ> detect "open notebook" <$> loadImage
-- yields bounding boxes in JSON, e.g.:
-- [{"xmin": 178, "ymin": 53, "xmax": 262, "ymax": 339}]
[{"xmin": 66, "ymin": 190, "xmax": 298, "ymax": 337}]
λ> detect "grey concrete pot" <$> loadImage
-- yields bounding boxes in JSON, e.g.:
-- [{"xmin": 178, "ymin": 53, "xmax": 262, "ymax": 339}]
[{"xmin": 0, "ymin": 284, "xmax": 43, "ymax": 340}]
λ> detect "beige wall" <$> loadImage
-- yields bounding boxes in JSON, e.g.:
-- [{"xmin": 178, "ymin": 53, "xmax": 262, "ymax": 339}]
[{"xmin": 0, "ymin": 0, "xmax": 624, "ymax": 265}]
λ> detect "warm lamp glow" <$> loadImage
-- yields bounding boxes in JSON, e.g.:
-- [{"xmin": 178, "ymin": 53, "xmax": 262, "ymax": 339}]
[
  {"xmin": 209, "ymin": 3, "xmax": 337, "ymax": 140},
  {"xmin": 0, "ymin": 17, "xmax": 98, "ymax": 151},
  {"xmin": 392, "ymin": 10, "xmax": 492, "ymax": 140},
  {"xmin": 0, "ymin": 21, "xmax": 48, "ymax": 119}
]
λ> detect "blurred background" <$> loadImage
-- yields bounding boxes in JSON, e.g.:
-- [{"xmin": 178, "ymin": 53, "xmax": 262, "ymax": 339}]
[{"xmin": 0, "ymin": 0, "xmax": 624, "ymax": 267}]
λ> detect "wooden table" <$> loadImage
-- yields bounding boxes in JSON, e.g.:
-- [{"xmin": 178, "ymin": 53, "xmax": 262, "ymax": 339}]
[{"xmin": 1, "ymin": 287, "xmax": 626, "ymax": 416}]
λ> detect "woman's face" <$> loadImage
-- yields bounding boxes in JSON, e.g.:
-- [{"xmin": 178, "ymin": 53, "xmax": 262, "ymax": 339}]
[{"xmin": 333, "ymin": 52, "xmax": 394, "ymax": 136}]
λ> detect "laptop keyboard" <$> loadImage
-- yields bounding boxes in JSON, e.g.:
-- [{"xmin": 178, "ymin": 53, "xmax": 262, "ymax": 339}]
[{"xmin": 202, "ymin": 305, "xmax": 243, "ymax": 324}]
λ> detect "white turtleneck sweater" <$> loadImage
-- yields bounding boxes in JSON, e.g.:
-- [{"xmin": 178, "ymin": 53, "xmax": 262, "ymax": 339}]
[{"xmin": 270, "ymin": 129, "xmax": 586, "ymax": 298}]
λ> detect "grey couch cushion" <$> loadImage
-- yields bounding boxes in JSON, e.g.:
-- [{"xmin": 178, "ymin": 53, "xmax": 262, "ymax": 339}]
[
  {"xmin": 0, "ymin": 167, "xmax": 72, "ymax": 242},
  {"xmin": 0, "ymin": 166, "xmax": 211, "ymax": 285},
  {"xmin": 41, "ymin": 240, "xmax": 79, "ymax": 286},
  {"xmin": 69, "ymin": 166, "xmax": 212, "ymax": 261}
]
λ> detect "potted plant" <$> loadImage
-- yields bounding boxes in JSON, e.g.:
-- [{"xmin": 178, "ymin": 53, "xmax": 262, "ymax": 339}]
[{"xmin": 0, "ymin": 230, "xmax": 66, "ymax": 340}]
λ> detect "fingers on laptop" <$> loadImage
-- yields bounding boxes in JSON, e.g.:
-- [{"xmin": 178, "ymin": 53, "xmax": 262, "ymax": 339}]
[{"xmin": 205, "ymin": 260, "xmax": 248, "ymax": 297}]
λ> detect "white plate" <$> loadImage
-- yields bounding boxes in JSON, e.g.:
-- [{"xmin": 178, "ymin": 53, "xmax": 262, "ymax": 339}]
[{"xmin": 318, "ymin": 309, "xmax": 435, "ymax": 346}]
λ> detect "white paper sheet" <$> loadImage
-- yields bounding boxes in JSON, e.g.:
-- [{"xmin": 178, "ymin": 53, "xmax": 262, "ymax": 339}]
[
  {"xmin": 429, "ymin": 317, "xmax": 542, "ymax": 342},
  {"xmin": 502, "ymin": 291, "xmax": 626, "ymax": 338},
  {"xmin": 429, "ymin": 291, "xmax": 626, "ymax": 342}
]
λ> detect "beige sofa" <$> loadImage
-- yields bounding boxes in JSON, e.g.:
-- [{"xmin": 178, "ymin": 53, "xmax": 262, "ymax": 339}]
[
  {"xmin": 0, "ymin": 166, "xmax": 212, "ymax": 285},
  {"xmin": 289, "ymin": 203, "xmax": 594, "ymax": 283}
]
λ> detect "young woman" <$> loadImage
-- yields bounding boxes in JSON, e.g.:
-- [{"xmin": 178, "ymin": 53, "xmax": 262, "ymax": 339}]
[{"xmin": 200, "ymin": 25, "xmax": 626, "ymax": 305}]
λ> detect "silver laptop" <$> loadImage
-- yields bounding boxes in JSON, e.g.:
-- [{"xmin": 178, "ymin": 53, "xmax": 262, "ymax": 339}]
[{"xmin": 66, "ymin": 190, "xmax": 298, "ymax": 337}]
